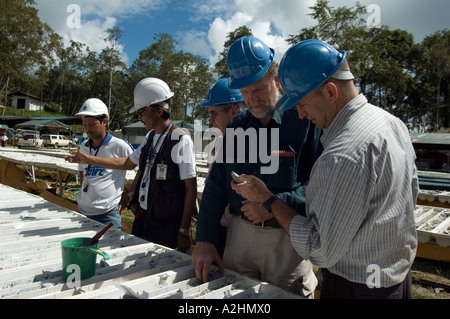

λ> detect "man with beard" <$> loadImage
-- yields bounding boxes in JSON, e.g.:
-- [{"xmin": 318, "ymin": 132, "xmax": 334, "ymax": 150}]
[{"xmin": 192, "ymin": 36, "xmax": 323, "ymax": 298}]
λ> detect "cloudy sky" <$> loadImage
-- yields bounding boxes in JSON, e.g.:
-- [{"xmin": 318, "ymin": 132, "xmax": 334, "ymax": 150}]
[{"xmin": 34, "ymin": 0, "xmax": 449, "ymax": 67}]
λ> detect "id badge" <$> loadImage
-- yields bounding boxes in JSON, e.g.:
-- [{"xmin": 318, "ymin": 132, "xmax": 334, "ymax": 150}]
[{"xmin": 156, "ymin": 164, "xmax": 168, "ymax": 180}]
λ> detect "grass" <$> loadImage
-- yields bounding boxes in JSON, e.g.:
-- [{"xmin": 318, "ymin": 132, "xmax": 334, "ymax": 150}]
[
  {"xmin": 121, "ymin": 209, "xmax": 135, "ymax": 224},
  {"xmin": 63, "ymin": 186, "xmax": 135, "ymax": 225}
]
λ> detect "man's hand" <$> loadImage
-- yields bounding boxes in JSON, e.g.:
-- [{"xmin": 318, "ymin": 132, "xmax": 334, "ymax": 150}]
[
  {"xmin": 192, "ymin": 242, "xmax": 224, "ymax": 283},
  {"xmin": 119, "ymin": 191, "xmax": 132, "ymax": 213},
  {"xmin": 240, "ymin": 200, "xmax": 274, "ymax": 225},
  {"xmin": 231, "ymin": 174, "xmax": 273, "ymax": 203},
  {"xmin": 177, "ymin": 233, "xmax": 191, "ymax": 253},
  {"xmin": 65, "ymin": 150, "xmax": 92, "ymax": 164}
]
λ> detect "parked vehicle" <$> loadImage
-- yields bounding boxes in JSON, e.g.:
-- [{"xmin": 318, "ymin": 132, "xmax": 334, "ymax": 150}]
[
  {"xmin": 18, "ymin": 133, "xmax": 44, "ymax": 149},
  {"xmin": 41, "ymin": 134, "xmax": 71, "ymax": 148}
]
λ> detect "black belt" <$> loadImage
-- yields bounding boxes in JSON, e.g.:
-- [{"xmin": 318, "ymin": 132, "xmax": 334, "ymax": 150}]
[{"xmin": 240, "ymin": 214, "xmax": 281, "ymax": 228}]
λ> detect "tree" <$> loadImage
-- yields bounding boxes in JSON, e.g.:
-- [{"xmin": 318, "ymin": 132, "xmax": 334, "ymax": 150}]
[
  {"xmin": 0, "ymin": 0, "xmax": 60, "ymax": 106},
  {"xmin": 54, "ymin": 41, "xmax": 88, "ymax": 112},
  {"xmin": 104, "ymin": 27, "xmax": 122, "ymax": 119},
  {"xmin": 357, "ymin": 27, "xmax": 414, "ymax": 119},
  {"xmin": 286, "ymin": 0, "xmax": 417, "ymax": 127},
  {"xmin": 421, "ymin": 31, "xmax": 450, "ymax": 130},
  {"xmin": 129, "ymin": 33, "xmax": 214, "ymax": 122},
  {"xmin": 286, "ymin": 0, "xmax": 367, "ymax": 50}
]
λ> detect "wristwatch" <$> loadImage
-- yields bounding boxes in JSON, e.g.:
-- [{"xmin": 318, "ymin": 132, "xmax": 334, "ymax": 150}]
[
  {"xmin": 179, "ymin": 227, "xmax": 190, "ymax": 236},
  {"xmin": 126, "ymin": 191, "xmax": 134, "ymax": 198},
  {"xmin": 262, "ymin": 195, "xmax": 280, "ymax": 213}
]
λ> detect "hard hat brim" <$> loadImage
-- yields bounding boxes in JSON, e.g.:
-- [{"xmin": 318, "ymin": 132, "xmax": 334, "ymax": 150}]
[
  {"xmin": 75, "ymin": 111, "xmax": 100, "ymax": 117},
  {"xmin": 129, "ymin": 105, "xmax": 144, "ymax": 114},
  {"xmin": 276, "ymin": 94, "xmax": 298, "ymax": 112},
  {"xmin": 198, "ymin": 101, "xmax": 213, "ymax": 107},
  {"xmin": 228, "ymin": 55, "xmax": 274, "ymax": 90},
  {"xmin": 198, "ymin": 98, "xmax": 244, "ymax": 107}
]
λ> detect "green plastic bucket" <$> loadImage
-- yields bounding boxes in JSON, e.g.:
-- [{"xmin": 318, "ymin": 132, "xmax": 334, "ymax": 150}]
[{"xmin": 61, "ymin": 237, "xmax": 110, "ymax": 280}]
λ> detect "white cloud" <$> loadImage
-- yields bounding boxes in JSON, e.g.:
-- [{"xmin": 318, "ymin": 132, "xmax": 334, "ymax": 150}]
[
  {"xmin": 34, "ymin": 0, "xmax": 450, "ymax": 70},
  {"xmin": 202, "ymin": 0, "xmax": 450, "ymax": 67},
  {"xmin": 34, "ymin": 0, "xmax": 165, "ymax": 65},
  {"xmin": 189, "ymin": 0, "xmax": 237, "ymax": 22},
  {"xmin": 65, "ymin": 17, "xmax": 116, "ymax": 51},
  {"xmin": 179, "ymin": 31, "xmax": 212, "ymax": 58},
  {"xmin": 204, "ymin": 0, "xmax": 315, "ymax": 66}
]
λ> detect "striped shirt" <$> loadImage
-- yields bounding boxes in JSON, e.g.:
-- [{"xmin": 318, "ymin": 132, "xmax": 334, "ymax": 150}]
[{"xmin": 290, "ymin": 94, "xmax": 419, "ymax": 287}]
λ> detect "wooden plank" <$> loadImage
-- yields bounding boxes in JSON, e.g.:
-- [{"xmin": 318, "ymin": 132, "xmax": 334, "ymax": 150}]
[{"xmin": 416, "ymin": 242, "xmax": 450, "ymax": 263}]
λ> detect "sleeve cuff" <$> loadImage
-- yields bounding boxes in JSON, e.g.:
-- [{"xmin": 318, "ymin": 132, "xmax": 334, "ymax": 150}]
[{"xmin": 289, "ymin": 215, "xmax": 311, "ymax": 260}]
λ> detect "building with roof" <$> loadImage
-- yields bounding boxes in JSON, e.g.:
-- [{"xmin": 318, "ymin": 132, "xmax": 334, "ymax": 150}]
[{"xmin": 7, "ymin": 92, "xmax": 46, "ymax": 111}]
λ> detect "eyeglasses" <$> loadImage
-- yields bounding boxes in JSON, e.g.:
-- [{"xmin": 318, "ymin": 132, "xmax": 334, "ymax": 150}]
[
  {"xmin": 137, "ymin": 107, "xmax": 148, "ymax": 117},
  {"xmin": 209, "ymin": 108, "xmax": 230, "ymax": 119}
]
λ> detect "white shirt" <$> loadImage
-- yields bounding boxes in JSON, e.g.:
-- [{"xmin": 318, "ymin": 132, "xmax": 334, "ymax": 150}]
[{"xmin": 77, "ymin": 133, "xmax": 134, "ymax": 216}]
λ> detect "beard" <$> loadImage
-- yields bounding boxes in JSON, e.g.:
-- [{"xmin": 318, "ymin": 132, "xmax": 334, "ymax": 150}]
[
  {"xmin": 248, "ymin": 104, "xmax": 272, "ymax": 119},
  {"xmin": 247, "ymin": 94, "xmax": 279, "ymax": 119}
]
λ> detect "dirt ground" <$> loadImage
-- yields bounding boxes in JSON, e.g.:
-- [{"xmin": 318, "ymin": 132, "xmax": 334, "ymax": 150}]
[{"xmin": 411, "ymin": 258, "xmax": 450, "ymax": 299}]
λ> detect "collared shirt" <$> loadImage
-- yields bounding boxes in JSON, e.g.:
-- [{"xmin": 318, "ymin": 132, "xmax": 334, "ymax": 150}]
[
  {"xmin": 196, "ymin": 107, "xmax": 323, "ymax": 246},
  {"xmin": 290, "ymin": 94, "xmax": 419, "ymax": 287},
  {"xmin": 77, "ymin": 133, "xmax": 135, "ymax": 216}
]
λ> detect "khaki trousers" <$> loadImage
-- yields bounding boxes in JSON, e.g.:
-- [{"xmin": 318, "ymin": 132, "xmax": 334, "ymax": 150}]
[{"xmin": 223, "ymin": 216, "xmax": 317, "ymax": 298}]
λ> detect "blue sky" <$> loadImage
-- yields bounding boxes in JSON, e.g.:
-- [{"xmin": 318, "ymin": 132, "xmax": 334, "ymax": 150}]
[{"xmin": 34, "ymin": 0, "xmax": 450, "ymax": 68}]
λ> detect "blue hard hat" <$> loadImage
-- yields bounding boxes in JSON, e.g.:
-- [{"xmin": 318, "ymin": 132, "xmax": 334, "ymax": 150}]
[
  {"xmin": 199, "ymin": 78, "xmax": 244, "ymax": 107},
  {"xmin": 276, "ymin": 39, "xmax": 347, "ymax": 112},
  {"xmin": 227, "ymin": 36, "xmax": 275, "ymax": 89}
]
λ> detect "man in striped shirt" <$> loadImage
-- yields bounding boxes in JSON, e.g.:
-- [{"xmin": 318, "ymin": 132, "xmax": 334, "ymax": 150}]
[{"xmin": 232, "ymin": 40, "xmax": 419, "ymax": 299}]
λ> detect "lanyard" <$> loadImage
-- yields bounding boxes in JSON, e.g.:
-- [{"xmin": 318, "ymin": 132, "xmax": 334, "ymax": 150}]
[
  {"xmin": 87, "ymin": 133, "xmax": 109, "ymax": 171},
  {"xmin": 141, "ymin": 122, "xmax": 172, "ymax": 187},
  {"xmin": 83, "ymin": 134, "xmax": 108, "ymax": 192},
  {"xmin": 86, "ymin": 145, "xmax": 101, "ymax": 172}
]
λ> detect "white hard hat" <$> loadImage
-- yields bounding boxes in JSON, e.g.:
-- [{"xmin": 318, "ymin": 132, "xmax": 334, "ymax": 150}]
[
  {"xmin": 76, "ymin": 98, "xmax": 109, "ymax": 118},
  {"xmin": 130, "ymin": 77, "xmax": 174, "ymax": 114}
]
